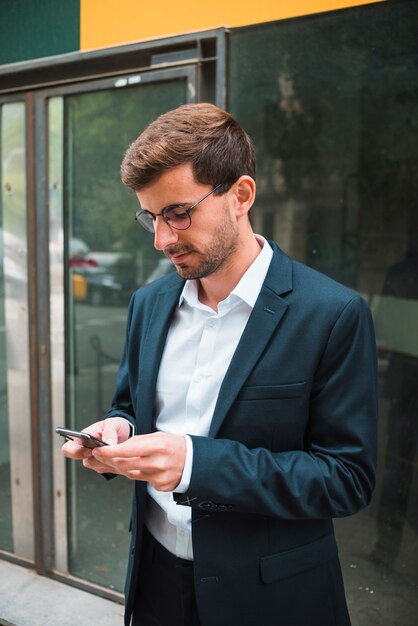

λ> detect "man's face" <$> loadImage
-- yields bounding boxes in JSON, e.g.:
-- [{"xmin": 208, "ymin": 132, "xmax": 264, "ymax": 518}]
[{"xmin": 135, "ymin": 164, "xmax": 239, "ymax": 280}]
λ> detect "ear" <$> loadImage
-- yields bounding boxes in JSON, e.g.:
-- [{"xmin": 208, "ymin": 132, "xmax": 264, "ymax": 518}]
[{"xmin": 232, "ymin": 176, "xmax": 256, "ymax": 218}]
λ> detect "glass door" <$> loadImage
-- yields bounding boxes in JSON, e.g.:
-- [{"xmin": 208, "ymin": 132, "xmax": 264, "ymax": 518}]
[{"xmin": 48, "ymin": 68, "xmax": 193, "ymax": 592}]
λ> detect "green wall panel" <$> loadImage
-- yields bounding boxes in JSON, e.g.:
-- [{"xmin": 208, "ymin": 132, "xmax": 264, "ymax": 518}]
[{"xmin": 0, "ymin": 0, "xmax": 80, "ymax": 65}]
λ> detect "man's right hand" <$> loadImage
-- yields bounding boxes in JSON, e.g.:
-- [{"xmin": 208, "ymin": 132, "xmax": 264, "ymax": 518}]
[{"xmin": 61, "ymin": 417, "xmax": 132, "ymax": 475}]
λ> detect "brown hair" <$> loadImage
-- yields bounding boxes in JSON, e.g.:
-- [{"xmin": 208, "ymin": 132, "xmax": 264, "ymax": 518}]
[{"xmin": 120, "ymin": 103, "xmax": 255, "ymax": 193}]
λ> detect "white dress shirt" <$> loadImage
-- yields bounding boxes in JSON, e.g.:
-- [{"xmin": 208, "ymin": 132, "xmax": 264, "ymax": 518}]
[{"xmin": 145, "ymin": 235, "xmax": 273, "ymax": 559}]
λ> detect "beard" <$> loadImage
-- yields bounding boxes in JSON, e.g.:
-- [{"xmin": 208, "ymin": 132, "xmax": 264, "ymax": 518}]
[{"xmin": 164, "ymin": 208, "xmax": 239, "ymax": 280}]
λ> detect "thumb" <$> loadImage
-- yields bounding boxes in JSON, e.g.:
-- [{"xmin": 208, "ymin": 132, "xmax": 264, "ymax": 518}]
[{"xmin": 101, "ymin": 422, "xmax": 119, "ymax": 446}]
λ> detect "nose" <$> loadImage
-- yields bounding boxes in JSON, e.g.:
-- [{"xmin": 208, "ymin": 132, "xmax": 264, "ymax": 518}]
[{"xmin": 153, "ymin": 216, "xmax": 179, "ymax": 251}]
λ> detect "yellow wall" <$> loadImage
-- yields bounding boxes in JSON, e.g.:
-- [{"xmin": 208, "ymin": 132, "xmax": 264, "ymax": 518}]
[{"xmin": 80, "ymin": 0, "xmax": 386, "ymax": 51}]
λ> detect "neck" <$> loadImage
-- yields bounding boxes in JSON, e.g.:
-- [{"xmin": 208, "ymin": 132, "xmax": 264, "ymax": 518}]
[{"xmin": 198, "ymin": 234, "xmax": 262, "ymax": 311}]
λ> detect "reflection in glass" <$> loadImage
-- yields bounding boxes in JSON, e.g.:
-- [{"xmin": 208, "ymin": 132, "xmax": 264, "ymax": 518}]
[
  {"xmin": 0, "ymin": 244, "xmax": 9, "ymax": 550},
  {"xmin": 228, "ymin": 2, "xmax": 418, "ymax": 624},
  {"xmin": 372, "ymin": 215, "xmax": 418, "ymax": 568},
  {"xmin": 49, "ymin": 96, "xmax": 68, "ymax": 573},
  {"xmin": 0, "ymin": 102, "xmax": 32, "ymax": 557},
  {"xmin": 0, "ymin": 106, "xmax": 12, "ymax": 552},
  {"xmin": 61, "ymin": 80, "xmax": 185, "ymax": 590}
]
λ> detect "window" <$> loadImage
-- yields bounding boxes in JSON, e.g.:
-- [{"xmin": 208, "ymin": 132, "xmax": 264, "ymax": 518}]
[{"xmin": 228, "ymin": 2, "xmax": 418, "ymax": 624}]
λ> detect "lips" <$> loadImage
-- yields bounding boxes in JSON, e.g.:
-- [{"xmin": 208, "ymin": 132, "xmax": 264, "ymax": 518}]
[
  {"xmin": 171, "ymin": 252, "xmax": 191, "ymax": 264},
  {"xmin": 165, "ymin": 247, "xmax": 193, "ymax": 264}
]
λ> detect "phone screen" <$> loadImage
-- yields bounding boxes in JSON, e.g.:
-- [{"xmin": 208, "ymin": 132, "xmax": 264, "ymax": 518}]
[{"xmin": 55, "ymin": 427, "xmax": 108, "ymax": 449}]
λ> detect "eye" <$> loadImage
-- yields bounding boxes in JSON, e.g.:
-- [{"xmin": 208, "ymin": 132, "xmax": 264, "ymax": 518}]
[{"xmin": 164, "ymin": 205, "xmax": 189, "ymax": 221}]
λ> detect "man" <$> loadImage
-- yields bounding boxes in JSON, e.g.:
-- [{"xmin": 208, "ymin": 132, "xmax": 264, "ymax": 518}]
[{"xmin": 62, "ymin": 103, "xmax": 378, "ymax": 626}]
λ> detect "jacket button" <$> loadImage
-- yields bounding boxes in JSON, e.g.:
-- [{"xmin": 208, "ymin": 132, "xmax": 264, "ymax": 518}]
[
  {"xmin": 200, "ymin": 576, "xmax": 219, "ymax": 584},
  {"xmin": 198, "ymin": 501, "xmax": 215, "ymax": 510}
]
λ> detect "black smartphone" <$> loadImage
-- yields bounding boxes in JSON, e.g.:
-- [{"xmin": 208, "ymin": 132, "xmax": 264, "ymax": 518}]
[{"xmin": 55, "ymin": 427, "xmax": 109, "ymax": 449}]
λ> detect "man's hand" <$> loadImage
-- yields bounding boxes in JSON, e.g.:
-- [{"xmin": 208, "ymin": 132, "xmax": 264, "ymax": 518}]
[
  {"xmin": 61, "ymin": 417, "xmax": 132, "ymax": 474},
  {"xmin": 90, "ymin": 431, "xmax": 187, "ymax": 492}
]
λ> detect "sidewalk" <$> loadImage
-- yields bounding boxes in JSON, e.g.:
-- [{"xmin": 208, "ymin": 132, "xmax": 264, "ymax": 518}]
[{"xmin": 0, "ymin": 560, "xmax": 124, "ymax": 626}]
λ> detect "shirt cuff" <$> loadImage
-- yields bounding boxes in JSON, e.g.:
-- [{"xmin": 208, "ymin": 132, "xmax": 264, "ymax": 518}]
[{"xmin": 175, "ymin": 435, "xmax": 193, "ymax": 493}]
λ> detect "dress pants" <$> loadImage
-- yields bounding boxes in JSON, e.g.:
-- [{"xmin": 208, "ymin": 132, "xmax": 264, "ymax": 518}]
[{"xmin": 132, "ymin": 526, "xmax": 202, "ymax": 626}]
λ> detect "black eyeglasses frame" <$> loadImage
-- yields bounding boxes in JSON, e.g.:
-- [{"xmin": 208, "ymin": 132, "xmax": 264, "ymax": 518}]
[{"xmin": 134, "ymin": 182, "xmax": 225, "ymax": 233}]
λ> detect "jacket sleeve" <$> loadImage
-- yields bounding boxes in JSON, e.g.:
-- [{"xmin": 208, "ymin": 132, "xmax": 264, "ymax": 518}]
[{"xmin": 174, "ymin": 296, "xmax": 378, "ymax": 520}]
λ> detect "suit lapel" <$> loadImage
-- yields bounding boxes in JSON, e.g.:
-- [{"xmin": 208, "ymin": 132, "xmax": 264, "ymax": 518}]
[{"xmin": 209, "ymin": 244, "xmax": 293, "ymax": 437}]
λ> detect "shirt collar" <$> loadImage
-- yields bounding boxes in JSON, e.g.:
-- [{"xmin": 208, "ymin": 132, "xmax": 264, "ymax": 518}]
[{"xmin": 178, "ymin": 235, "xmax": 273, "ymax": 309}]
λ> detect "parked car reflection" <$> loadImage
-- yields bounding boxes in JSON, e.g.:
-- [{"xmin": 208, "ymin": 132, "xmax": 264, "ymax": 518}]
[
  {"xmin": 69, "ymin": 242, "xmax": 136, "ymax": 306},
  {"xmin": 69, "ymin": 241, "xmax": 175, "ymax": 306},
  {"xmin": 72, "ymin": 265, "xmax": 126, "ymax": 306}
]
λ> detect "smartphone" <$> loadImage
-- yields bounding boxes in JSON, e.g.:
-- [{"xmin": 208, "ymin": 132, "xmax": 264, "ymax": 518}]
[{"xmin": 55, "ymin": 427, "xmax": 109, "ymax": 449}]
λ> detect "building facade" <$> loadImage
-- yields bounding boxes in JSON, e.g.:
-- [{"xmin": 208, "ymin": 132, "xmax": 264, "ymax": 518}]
[{"xmin": 0, "ymin": 1, "xmax": 417, "ymax": 624}]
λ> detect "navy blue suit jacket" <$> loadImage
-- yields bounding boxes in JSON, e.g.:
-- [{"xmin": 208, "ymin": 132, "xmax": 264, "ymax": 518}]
[{"xmin": 104, "ymin": 242, "xmax": 378, "ymax": 626}]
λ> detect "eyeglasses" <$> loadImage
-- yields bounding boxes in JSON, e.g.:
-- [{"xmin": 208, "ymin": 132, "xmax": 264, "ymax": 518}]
[{"xmin": 134, "ymin": 182, "xmax": 224, "ymax": 233}]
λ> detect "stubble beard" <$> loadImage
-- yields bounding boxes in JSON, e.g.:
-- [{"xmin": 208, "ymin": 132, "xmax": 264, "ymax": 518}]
[{"xmin": 164, "ymin": 210, "xmax": 239, "ymax": 281}]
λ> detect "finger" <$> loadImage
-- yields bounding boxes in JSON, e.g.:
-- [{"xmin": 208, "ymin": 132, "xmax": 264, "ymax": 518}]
[
  {"xmin": 89, "ymin": 454, "xmax": 156, "ymax": 479},
  {"xmin": 93, "ymin": 433, "xmax": 166, "ymax": 460},
  {"xmin": 81, "ymin": 424, "xmax": 110, "ymax": 445},
  {"xmin": 89, "ymin": 417, "xmax": 132, "ymax": 447},
  {"xmin": 92, "ymin": 440, "xmax": 139, "ymax": 460},
  {"xmin": 110, "ymin": 457, "xmax": 151, "ymax": 474},
  {"xmin": 62, "ymin": 439, "xmax": 92, "ymax": 460},
  {"xmin": 108, "ymin": 457, "xmax": 180, "ymax": 490},
  {"xmin": 83, "ymin": 456, "xmax": 120, "ymax": 474},
  {"xmin": 100, "ymin": 423, "xmax": 119, "ymax": 446}
]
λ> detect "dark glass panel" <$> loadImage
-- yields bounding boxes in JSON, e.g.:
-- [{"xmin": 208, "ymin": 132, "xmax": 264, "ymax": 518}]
[{"xmin": 229, "ymin": 3, "xmax": 418, "ymax": 624}]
